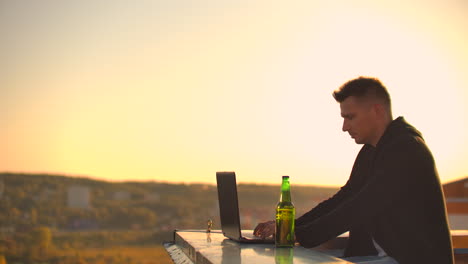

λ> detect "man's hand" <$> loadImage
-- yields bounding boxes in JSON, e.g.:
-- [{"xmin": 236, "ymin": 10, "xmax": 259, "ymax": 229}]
[{"xmin": 253, "ymin": 220, "xmax": 275, "ymax": 238}]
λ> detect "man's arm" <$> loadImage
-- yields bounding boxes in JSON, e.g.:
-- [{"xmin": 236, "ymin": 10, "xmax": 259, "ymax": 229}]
[
  {"xmin": 296, "ymin": 144, "xmax": 373, "ymax": 226},
  {"xmin": 253, "ymin": 179, "xmax": 356, "ymax": 238},
  {"xmin": 254, "ymin": 145, "xmax": 372, "ymax": 238},
  {"xmin": 295, "ymin": 136, "xmax": 426, "ymax": 248}
]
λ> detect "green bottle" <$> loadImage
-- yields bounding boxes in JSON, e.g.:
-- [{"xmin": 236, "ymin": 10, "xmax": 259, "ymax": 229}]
[
  {"xmin": 275, "ymin": 247, "xmax": 294, "ymax": 264},
  {"xmin": 275, "ymin": 176, "xmax": 295, "ymax": 247}
]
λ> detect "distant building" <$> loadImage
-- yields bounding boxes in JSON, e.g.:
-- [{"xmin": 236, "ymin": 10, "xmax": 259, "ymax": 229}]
[
  {"xmin": 67, "ymin": 185, "xmax": 90, "ymax": 209},
  {"xmin": 145, "ymin": 192, "xmax": 161, "ymax": 202},
  {"xmin": 113, "ymin": 190, "xmax": 131, "ymax": 201},
  {"xmin": 443, "ymin": 177, "xmax": 468, "ymax": 230}
]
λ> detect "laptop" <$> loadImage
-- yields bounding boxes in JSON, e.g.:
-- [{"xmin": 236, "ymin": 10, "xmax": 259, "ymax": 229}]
[{"xmin": 216, "ymin": 171, "xmax": 274, "ymax": 243}]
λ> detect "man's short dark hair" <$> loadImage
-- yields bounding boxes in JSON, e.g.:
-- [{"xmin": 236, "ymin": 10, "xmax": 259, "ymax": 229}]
[{"xmin": 333, "ymin": 77, "xmax": 391, "ymax": 108}]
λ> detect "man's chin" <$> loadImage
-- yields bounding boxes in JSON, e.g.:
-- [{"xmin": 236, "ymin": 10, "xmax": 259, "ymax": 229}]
[{"xmin": 354, "ymin": 138, "xmax": 364, "ymax": 144}]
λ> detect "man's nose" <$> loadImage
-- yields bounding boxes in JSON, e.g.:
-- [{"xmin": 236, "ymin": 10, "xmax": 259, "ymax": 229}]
[{"xmin": 342, "ymin": 119, "xmax": 349, "ymax": 132}]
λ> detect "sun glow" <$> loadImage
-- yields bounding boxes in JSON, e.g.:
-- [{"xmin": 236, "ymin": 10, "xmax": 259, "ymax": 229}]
[{"xmin": 2, "ymin": 1, "xmax": 467, "ymax": 186}]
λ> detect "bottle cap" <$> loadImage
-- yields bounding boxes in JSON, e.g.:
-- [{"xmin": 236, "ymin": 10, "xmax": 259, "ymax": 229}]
[{"xmin": 282, "ymin": 175, "xmax": 289, "ymax": 179}]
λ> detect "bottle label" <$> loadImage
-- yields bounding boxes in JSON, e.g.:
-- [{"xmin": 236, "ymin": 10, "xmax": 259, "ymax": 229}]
[{"xmin": 276, "ymin": 208, "xmax": 295, "ymax": 247}]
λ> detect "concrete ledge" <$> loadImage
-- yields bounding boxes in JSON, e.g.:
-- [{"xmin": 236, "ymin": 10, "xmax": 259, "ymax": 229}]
[{"xmin": 164, "ymin": 242, "xmax": 195, "ymax": 264}]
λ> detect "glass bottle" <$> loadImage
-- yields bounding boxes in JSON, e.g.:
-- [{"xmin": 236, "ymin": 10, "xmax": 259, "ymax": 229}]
[
  {"xmin": 275, "ymin": 247, "xmax": 294, "ymax": 264},
  {"xmin": 275, "ymin": 176, "xmax": 295, "ymax": 247}
]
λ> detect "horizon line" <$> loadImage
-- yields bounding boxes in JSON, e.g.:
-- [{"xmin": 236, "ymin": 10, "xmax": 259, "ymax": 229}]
[{"xmin": 1, "ymin": 171, "xmax": 467, "ymax": 187}]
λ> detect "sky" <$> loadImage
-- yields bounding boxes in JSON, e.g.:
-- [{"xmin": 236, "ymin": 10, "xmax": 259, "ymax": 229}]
[{"xmin": 2, "ymin": 0, "xmax": 467, "ymax": 186}]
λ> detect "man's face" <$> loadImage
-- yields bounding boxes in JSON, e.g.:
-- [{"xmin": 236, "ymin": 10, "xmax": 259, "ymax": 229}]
[{"xmin": 340, "ymin": 96, "xmax": 379, "ymax": 145}]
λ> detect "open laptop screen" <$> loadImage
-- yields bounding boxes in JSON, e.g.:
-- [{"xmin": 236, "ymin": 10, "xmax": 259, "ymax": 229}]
[{"xmin": 216, "ymin": 171, "xmax": 242, "ymax": 240}]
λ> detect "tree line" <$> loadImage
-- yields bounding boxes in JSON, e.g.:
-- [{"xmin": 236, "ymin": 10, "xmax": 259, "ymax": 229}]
[
  {"xmin": 0, "ymin": 173, "xmax": 337, "ymax": 232},
  {"xmin": 0, "ymin": 173, "xmax": 338, "ymax": 264}
]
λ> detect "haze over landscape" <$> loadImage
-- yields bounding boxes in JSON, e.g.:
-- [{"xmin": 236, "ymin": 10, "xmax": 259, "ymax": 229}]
[{"xmin": 2, "ymin": 0, "xmax": 467, "ymax": 186}]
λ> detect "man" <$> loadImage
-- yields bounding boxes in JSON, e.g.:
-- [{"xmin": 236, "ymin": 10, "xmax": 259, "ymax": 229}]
[{"xmin": 254, "ymin": 77, "xmax": 453, "ymax": 264}]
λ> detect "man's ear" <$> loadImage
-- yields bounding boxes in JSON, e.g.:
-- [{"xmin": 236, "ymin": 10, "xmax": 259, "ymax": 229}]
[{"xmin": 372, "ymin": 103, "xmax": 385, "ymax": 118}]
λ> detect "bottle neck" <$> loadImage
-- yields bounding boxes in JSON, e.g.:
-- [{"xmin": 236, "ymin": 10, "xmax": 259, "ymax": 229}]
[{"xmin": 280, "ymin": 177, "xmax": 292, "ymax": 202}]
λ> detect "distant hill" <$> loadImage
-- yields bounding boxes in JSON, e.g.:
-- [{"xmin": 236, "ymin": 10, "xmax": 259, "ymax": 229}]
[{"xmin": 0, "ymin": 173, "xmax": 339, "ymax": 232}]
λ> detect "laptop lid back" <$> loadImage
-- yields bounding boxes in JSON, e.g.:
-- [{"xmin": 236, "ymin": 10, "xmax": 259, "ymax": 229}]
[{"xmin": 216, "ymin": 171, "xmax": 242, "ymax": 240}]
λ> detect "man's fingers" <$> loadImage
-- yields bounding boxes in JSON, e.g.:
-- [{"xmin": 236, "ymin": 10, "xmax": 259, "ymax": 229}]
[
  {"xmin": 254, "ymin": 221, "xmax": 274, "ymax": 237},
  {"xmin": 253, "ymin": 224, "xmax": 262, "ymax": 236},
  {"xmin": 254, "ymin": 223, "xmax": 264, "ymax": 234},
  {"xmin": 254, "ymin": 221, "xmax": 275, "ymax": 237}
]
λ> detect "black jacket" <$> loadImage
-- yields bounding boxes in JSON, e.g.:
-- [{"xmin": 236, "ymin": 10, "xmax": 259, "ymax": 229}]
[{"xmin": 295, "ymin": 117, "xmax": 453, "ymax": 264}]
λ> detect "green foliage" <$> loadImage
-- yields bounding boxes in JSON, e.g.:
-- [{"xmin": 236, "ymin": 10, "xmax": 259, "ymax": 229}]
[
  {"xmin": 0, "ymin": 172, "xmax": 338, "ymax": 264},
  {"xmin": 31, "ymin": 227, "xmax": 52, "ymax": 252},
  {"xmin": 0, "ymin": 173, "xmax": 338, "ymax": 231}
]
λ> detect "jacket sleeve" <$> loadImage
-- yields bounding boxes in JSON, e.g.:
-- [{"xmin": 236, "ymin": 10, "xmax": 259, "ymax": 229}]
[
  {"xmin": 295, "ymin": 136, "xmax": 428, "ymax": 248},
  {"xmin": 295, "ymin": 145, "xmax": 372, "ymax": 226}
]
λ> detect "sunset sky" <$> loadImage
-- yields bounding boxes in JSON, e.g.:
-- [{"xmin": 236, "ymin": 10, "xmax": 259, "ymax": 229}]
[{"xmin": 2, "ymin": 0, "xmax": 467, "ymax": 186}]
